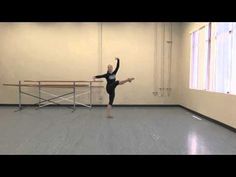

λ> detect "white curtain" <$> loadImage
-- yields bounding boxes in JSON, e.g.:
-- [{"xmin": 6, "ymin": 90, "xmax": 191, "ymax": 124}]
[
  {"xmin": 190, "ymin": 31, "xmax": 199, "ymax": 89},
  {"xmin": 209, "ymin": 23, "xmax": 216, "ymax": 91},
  {"xmin": 210, "ymin": 23, "xmax": 232, "ymax": 93},
  {"xmin": 197, "ymin": 27, "xmax": 208, "ymax": 90},
  {"xmin": 190, "ymin": 25, "xmax": 209, "ymax": 90},
  {"xmin": 230, "ymin": 23, "xmax": 236, "ymax": 94}
]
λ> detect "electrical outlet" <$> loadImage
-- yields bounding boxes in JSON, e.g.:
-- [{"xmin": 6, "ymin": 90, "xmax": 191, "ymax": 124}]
[{"xmin": 153, "ymin": 92, "xmax": 158, "ymax": 96}]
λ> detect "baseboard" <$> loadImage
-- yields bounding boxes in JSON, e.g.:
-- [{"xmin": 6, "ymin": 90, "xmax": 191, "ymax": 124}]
[
  {"xmin": 178, "ymin": 105, "xmax": 236, "ymax": 133},
  {"xmin": 98, "ymin": 104, "xmax": 179, "ymax": 107},
  {"xmin": 0, "ymin": 103, "xmax": 235, "ymax": 133},
  {"xmin": 0, "ymin": 104, "xmax": 179, "ymax": 107}
]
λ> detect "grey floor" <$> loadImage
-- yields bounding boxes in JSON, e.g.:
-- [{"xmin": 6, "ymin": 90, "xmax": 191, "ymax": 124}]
[{"xmin": 0, "ymin": 106, "xmax": 235, "ymax": 154}]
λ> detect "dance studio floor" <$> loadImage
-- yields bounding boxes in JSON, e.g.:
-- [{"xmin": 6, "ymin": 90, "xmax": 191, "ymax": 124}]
[{"xmin": 0, "ymin": 106, "xmax": 235, "ymax": 154}]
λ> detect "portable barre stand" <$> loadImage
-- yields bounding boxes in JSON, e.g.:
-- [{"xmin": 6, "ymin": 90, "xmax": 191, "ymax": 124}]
[{"xmin": 3, "ymin": 80, "xmax": 103, "ymax": 112}]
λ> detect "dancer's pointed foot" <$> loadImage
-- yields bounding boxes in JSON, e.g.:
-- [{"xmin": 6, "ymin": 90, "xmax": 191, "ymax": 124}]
[{"xmin": 128, "ymin": 78, "xmax": 135, "ymax": 82}]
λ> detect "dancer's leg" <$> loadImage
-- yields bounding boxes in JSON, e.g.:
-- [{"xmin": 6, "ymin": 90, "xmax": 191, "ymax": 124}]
[
  {"xmin": 107, "ymin": 91, "xmax": 115, "ymax": 118},
  {"xmin": 107, "ymin": 104, "xmax": 112, "ymax": 118},
  {"xmin": 119, "ymin": 78, "xmax": 135, "ymax": 85}
]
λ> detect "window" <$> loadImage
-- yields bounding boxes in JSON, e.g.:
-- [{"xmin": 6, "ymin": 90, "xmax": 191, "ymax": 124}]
[
  {"xmin": 209, "ymin": 22, "xmax": 236, "ymax": 94},
  {"xmin": 190, "ymin": 30, "xmax": 199, "ymax": 89},
  {"xmin": 209, "ymin": 23, "xmax": 232, "ymax": 93},
  {"xmin": 190, "ymin": 24, "xmax": 210, "ymax": 90},
  {"xmin": 190, "ymin": 22, "xmax": 236, "ymax": 95},
  {"xmin": 231, "ymin": 23, "xmax": 236, "ymax": 94}
]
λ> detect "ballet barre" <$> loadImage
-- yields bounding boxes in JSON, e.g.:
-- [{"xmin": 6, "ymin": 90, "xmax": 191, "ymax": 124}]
[{"xmin": 3, "ymin": 80, "xmax": 103, "ymax": 112}]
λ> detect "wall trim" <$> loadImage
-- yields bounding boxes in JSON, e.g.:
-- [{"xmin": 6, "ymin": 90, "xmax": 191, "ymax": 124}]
[
  {"xmin": 178, "ymin": 105, "xmax": 236, "ymax": 133},
  {"xmin": 0, "ymin": 104, "xmax": 179, "ymax": 107}
]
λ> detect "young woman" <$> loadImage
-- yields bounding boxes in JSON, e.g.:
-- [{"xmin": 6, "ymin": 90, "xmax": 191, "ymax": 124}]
[{"xmin": 93, "ymin": 58, "xmax": 134, "ymax": 118}]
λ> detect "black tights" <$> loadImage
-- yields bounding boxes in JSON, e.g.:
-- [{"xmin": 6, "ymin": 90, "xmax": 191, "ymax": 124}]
[{"xmin": 106, "ymin": 81, "xmax": 119, "ymax": 106}]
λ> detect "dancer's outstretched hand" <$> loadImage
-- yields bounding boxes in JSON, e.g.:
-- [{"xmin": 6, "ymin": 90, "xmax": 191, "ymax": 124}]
[{"xmin": 92, "ymin": 76, "xmax": 96, "ymax": 81}]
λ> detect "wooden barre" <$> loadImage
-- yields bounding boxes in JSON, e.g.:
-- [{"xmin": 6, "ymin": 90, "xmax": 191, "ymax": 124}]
[
  {"xmin": 3, "ymin": 84, "xmax": 104, "ymax": 88},
  {"xmin": 24, "ymin": 80, "xmax": 103, "ymax": 83}
]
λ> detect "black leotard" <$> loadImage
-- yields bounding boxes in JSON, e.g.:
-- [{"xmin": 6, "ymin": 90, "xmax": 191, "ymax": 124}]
[{"xmin": 95, "ymin": 59, "xmax": 120, "ymax": 105}]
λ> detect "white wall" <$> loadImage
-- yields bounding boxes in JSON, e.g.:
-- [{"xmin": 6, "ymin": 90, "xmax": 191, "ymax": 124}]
[
  {"xmin": 179, "ymin": 22, "xmax": 236, "ymax": 128},
  {"xmin": 0, "ymin": 22, "xmax": 181, "ymax": 105}
]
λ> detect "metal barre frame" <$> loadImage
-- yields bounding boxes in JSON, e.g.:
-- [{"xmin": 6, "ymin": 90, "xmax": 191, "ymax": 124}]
[{"xmin": 12, "ymin": 80, "xmax": 102, "ymax": 112}]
